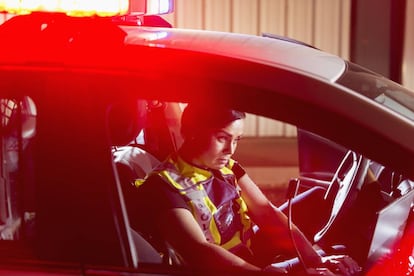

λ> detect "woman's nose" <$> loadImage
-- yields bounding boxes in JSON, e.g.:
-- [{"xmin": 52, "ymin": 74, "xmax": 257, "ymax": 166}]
[{"xmin": 224, "ymin": 141, "xmax": 236, "ymax": 154}]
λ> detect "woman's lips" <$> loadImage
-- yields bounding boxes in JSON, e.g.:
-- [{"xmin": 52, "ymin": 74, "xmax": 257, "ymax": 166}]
[{"xmin": 217, "ymin": 157, "xmax": 230, "ymax": 164}]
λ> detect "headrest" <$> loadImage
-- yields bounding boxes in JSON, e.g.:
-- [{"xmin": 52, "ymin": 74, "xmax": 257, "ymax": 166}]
[{"xmin": 107, "ymin": 100, "xmax": 147, "ymax": 146}]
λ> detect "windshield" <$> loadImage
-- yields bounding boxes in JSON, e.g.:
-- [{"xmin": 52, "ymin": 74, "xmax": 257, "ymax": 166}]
[{"xmin": 337, "ymin": 62, "xmax": 414, "ymax": 121}]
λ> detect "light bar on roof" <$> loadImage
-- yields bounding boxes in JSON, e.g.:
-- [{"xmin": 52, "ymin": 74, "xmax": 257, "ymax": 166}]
[{"xmin": 0, "ymin": 0, "xmax": 173, "ymax": 17}]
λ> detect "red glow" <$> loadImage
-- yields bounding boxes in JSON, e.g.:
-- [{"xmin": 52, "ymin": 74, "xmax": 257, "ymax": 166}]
[{"xmin": 366, "ymin": 218, "xmax": 414, "ymax": 276}]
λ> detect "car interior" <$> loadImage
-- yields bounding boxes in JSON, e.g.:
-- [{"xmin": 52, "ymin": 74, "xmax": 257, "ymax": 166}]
[
  {"xmin": 1, "ymin": 95, "xmax": 413, "ymax": 273},
  {"xmin": 104, "ymin": 98, "xmax": 414, "ymax": 272}
]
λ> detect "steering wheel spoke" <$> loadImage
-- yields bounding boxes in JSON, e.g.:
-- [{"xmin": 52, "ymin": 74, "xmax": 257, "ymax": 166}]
[{"xmin": 314, "ymin": 150, "xmax": 370, "ymax": 243}]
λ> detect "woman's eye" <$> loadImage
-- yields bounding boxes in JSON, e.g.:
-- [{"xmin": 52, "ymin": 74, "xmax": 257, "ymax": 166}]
[
  {"xmin": 232, "ymin": 139, "xmax": 240, "ymax": 145},
  {"xmin": 215, "ymin": 133, "xmax": 242, "ymax": 143}
]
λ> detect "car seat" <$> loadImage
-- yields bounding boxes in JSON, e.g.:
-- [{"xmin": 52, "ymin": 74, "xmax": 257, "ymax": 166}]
[
  {"xmin": 107, "ymin": 99, "xmax": 163, "ymax": 264},
  {"xmin": 108, "ymin": 99, "xmax": 160, "ymax": 182},
  {"xmin": 108, "ymin": 99, "xmax": 187, "ymax": 266}
]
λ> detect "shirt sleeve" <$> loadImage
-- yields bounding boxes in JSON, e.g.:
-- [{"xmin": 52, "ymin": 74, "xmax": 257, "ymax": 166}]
[
  {"xmin": 128, "ymin": 174, "xmax": 189, "ymax": 235},
  {"xmin": 125, "ymin": 173, "xmax": 192, "ymax": 253},
  {"xmin": 232, "ymin": 161, "xmax": 247, "ymax": 180},
  {"xmin": 139, "ymin": 174, "xmax": 189, "ymax": 215}
]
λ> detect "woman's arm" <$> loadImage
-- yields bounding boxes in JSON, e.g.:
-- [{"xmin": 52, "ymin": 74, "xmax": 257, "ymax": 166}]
[
  {"xmin": 157, "ymin": 207, "xmax": 262, "ymax": 272},
  {"xmin": 237, "ymin": 173, "xmax": 323, "ymax": 266},
  {"xmin": 237, "ymin": 173, "xmax": 362, "ymax": 275}
]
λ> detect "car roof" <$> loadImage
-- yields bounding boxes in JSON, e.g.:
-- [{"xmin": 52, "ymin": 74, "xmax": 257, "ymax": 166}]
[
  {"xmin": 123, "ymin": 26, "xmax": 346, "ymax": 82},
  {"xmin": 0, "ymin": 14, "xmax": 345, "ymax": 83}
]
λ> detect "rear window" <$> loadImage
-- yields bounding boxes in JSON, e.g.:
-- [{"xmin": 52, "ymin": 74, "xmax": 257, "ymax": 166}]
[{"xmin": 0, "ymin": 97, "xmax": 37, "ymax": 242}]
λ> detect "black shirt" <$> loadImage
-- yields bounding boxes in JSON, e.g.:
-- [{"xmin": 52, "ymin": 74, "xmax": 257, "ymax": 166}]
[{"xmin": 127, "ymin": 160, "xmax": 247, "ymax": 250}]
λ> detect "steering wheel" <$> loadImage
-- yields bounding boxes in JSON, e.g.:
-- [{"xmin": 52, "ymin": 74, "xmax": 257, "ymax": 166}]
[{"xmin": 314, "ymin": 150, "xmax": 370, "ymax": 243}]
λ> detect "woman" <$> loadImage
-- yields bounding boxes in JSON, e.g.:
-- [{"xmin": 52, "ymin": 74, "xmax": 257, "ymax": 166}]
[{"xmin": 134, "ymin": 103, "xmax": 360, "ymax": 274}]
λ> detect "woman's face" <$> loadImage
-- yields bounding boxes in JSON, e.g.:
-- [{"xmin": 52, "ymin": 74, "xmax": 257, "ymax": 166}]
[{"xmin": 191, "ymin": 118, "xmax": 245, "ymax": 170}]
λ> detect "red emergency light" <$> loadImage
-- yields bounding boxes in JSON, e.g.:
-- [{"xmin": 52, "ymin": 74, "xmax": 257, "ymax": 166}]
[{"xmin": 0, "ymin": 0, "xmax": 174, "ymax": 17}]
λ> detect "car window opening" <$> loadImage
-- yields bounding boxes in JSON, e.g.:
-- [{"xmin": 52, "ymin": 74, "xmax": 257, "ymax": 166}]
[{"xmin": 0, "ymin": 96, "xmax": 37, "ymax": 242}]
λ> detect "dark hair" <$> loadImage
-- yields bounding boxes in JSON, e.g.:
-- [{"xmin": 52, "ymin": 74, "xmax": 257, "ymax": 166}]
[{"xmin": 181, "ymin": 103, "xmax": 246, "ymax": 138}]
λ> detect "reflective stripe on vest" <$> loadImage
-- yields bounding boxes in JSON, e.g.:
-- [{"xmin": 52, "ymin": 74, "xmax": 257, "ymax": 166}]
[{"xmin": 153, "ymin": 154, "xmax": 254, "ymax": 253}]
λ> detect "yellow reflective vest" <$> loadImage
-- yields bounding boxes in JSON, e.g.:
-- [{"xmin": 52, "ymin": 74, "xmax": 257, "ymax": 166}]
[{"xmin": 147, "ymin": 154, "xmax": 255, "ymax": 254}]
